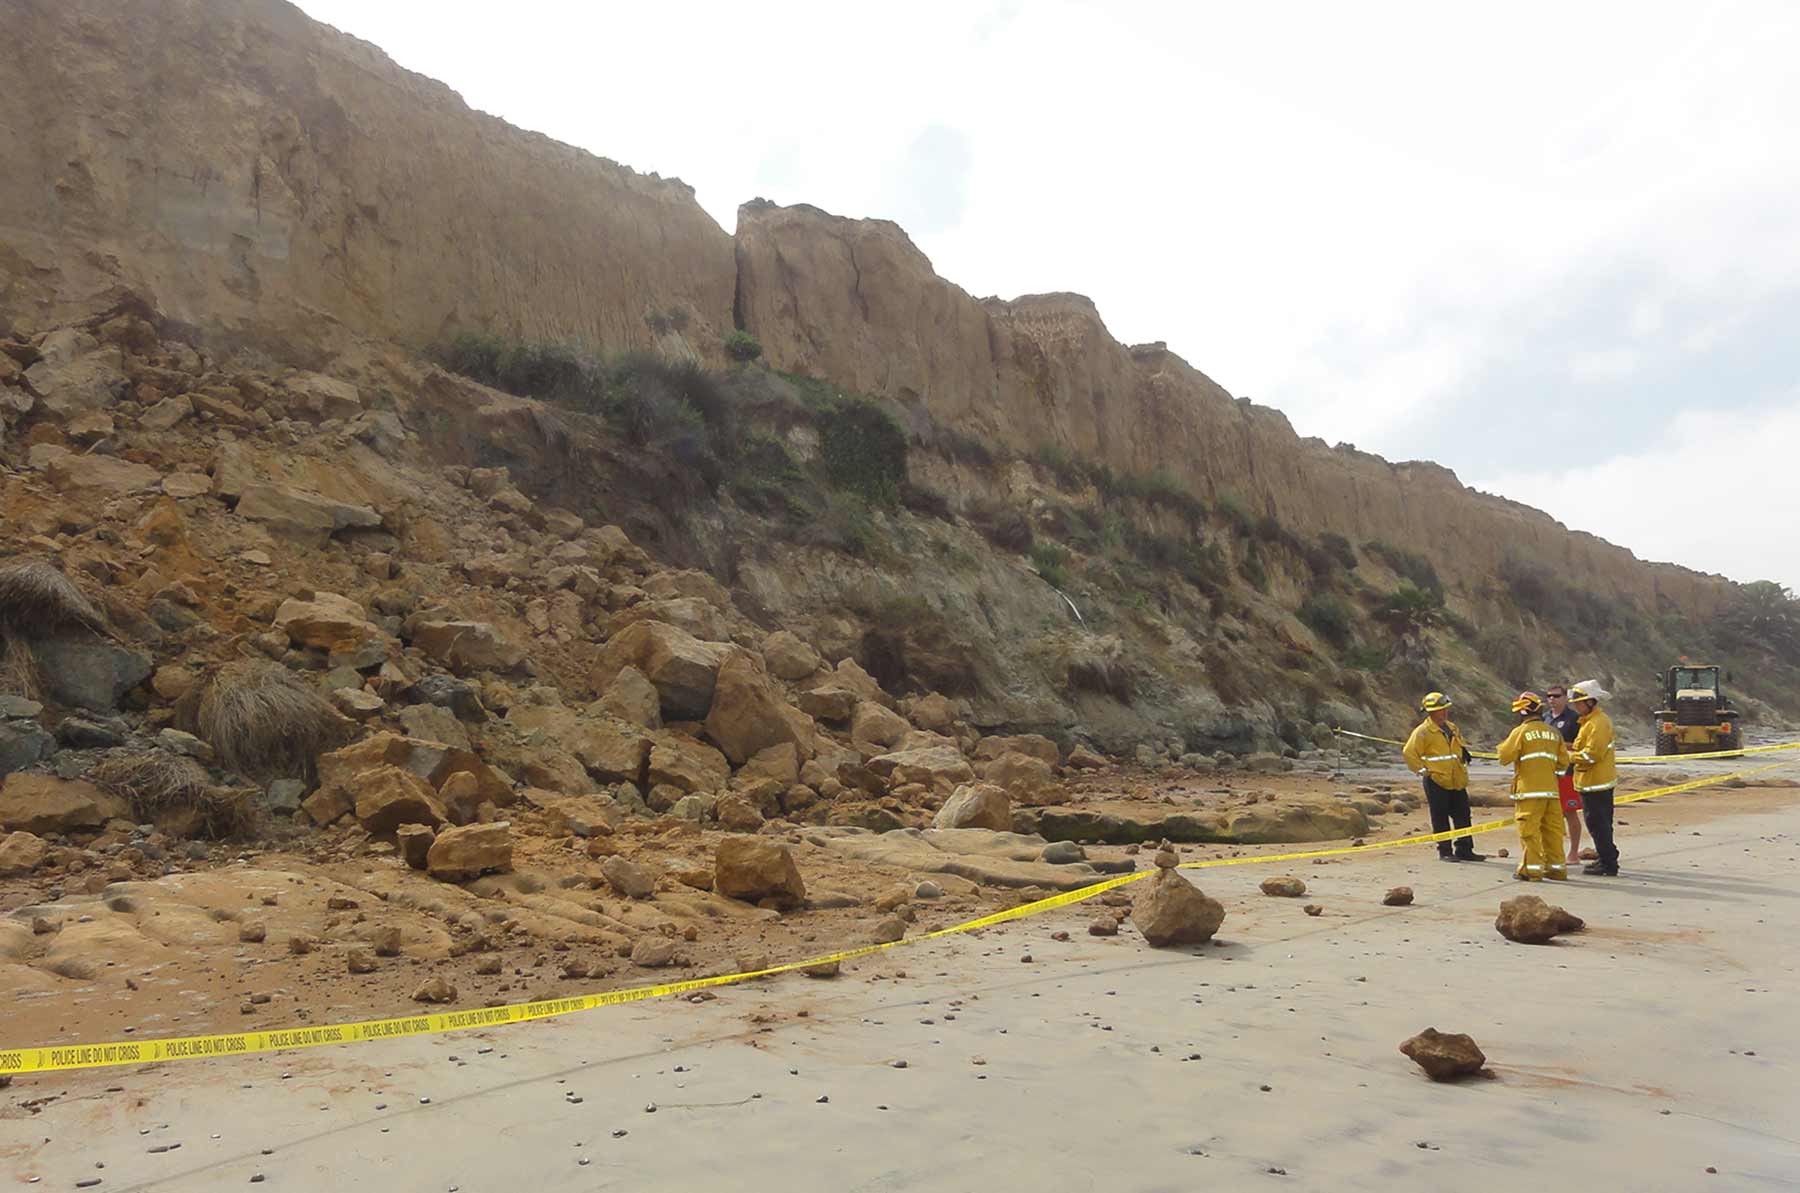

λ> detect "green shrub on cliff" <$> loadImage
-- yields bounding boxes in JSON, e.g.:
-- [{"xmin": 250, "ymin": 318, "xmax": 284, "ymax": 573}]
[
  {"xmin": 818, "ymin": 394, "xmax": 908, "ymax": 507},
  {"xmin": 724, "ymin": 329, "xmax": 763, "ymax": 363}
]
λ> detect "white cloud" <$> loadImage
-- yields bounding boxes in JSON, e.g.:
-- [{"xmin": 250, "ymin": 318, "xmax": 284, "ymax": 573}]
[{"xmin": 1568, "ymin": 348, "xmax": 1642, "ymax": 384}]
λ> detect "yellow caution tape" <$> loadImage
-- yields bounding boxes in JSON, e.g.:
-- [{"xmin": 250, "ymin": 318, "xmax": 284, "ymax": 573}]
[
  {"xmin": 1331, "ymin": 727, "xmax": 1800, "ymax": 765},
  {"xmin": 1, "ymin": 759, "xmax": 1791, "ymax": 1077}
]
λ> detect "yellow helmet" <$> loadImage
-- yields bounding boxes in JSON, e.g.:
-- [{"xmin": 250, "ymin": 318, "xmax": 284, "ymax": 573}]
[
  {"xmin": 1512, "ymin": 691, "xmax": 1543, "ymax": 716},
  {"xmin": 1420, "ymin": 691, "xmax": 1452, "ymax": 712},
  {"xmin": 1567, "ymin": 683, "xmax": 1600, "ymax": 704}
]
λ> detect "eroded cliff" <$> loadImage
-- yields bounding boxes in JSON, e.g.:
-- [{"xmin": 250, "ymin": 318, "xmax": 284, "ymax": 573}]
[{"xmin": 0, "ymin": 0, "xmax": 736, "ymax": 361}]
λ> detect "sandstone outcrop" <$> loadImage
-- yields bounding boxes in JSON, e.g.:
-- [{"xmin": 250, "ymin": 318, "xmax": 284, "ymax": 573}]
[{"xmin": 1, "ymin": 0, "xmax": 734, "ymax": 364}]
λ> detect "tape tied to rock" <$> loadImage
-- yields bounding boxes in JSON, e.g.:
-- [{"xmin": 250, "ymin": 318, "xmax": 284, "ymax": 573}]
[
  {"xmin": 1, "ymin": 759, "xmax": 1790, "ymax": 1077},
  {"xmin": 1331, "ymin": 728, "xmax": 1800, "ymax": 765}
]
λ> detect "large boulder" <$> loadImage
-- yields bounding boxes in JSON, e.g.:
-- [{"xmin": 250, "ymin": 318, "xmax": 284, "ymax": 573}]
[
  {"xmin": 1399, "ymin": 1029, "xmax": 1487, "ymax": 1081},
  {"xmin": 1130, "ymin": 869, "xmax": 1226, "ymax": 947},
  {"xmin": 1495, "ymin": 895, "xmax": 1585, "ymax": 944},
  {"xmin": 601, "ymin": 856, "xmax": 656, "ymax": 899},
  {"xmin": 607, "ymin": 597, "xmax": 729, "ymax": 643},
  {"xmin": 826, "ymin": 658, "xmax": 891, "ymax": 707},
  {"xmin": 351, "ymin": 765, "xmax": 448, "ymax": 834},
  {"xmin": 411, "ymin": 620, "xmax": 525, "ymax": 674},
  {"xmin": 0, "ymin": 830, "xmax": 50, "ymax": 876},
  {"xmin": 762, "ymin": 630, "xmax": 822, "ymax": 681},
  {"xmin": 22, "ymin": 333, "xmax": 127, "ymax": 418},
  {"xmin": 868, "ymin": 746, "xmax": 976, "ymax": 794},
  {"xmin": 235, "ymin": 483, "xmax": 381, "ymax": 545},
  {"xmin": 426, "ymin": 822, "xmax": 513, "ymax": 882},
  {"xmin": 29, "ymin": 639, "xmax": 152, "ymax": 712},
  {"xmin": 850, "ymin": 701, "xmax": 911, "ymax": 752},
  {"xmin": 973, "ymin": 734, "xmax": 1060, "ymax": 767},
  {"xmin": 283, "ymin": 373, "xmax": 365, "ymax": 421},
  {"xmin": 932, "ymin": 783, "xmax": 1012, "ymax": 831},
  {"xmin": 907, "ymin": 693, "xmax": 958, "ymax": 735},
  {"xmin": 647, "ymin": 733, "xmax": 731, "ymax": 794},
  {"xmin": 740, "ymin": 742, "xmax": 800, "ymax": 785},
  {"xmin": 704, "ymin": 649, "xmax": 803, "ymax": 765},
  {"xmin": 567, "ymin": 720, "xmax": 651, "ymax": 785},
  {"xmin": 981, "ymin": 751, "xmax": 1057, "ymax": 801},
  {"xmin": 317, "ymin": 733, "xmax": 511, "ymax": 809},
  {"xmin": 0, "ymin": 774, "xmax": 129, "ymax": 834},
  {"xmin": 594, "ymin": 666, "xmax": 661, "ymax": 730},
  {"xmin": 592, "ymin": 620, "xmax": 729, "ymax": 721},
  {"xmin": 797, "ymin": 685, "xmax": 857, "ymax": 723},
  {"xmin": 45, "ymin": 454, "xmax": 160, "ymax": 497},
  {"xmin": 274, "ymin": 592, "xmax": 383, "ymax": 653},
  {"xmin": 714, "ymin": 838, "xmax": 806, "ymax": 909}
]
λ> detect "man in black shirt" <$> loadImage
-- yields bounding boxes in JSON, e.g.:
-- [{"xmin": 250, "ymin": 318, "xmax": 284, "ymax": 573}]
[{"xmin": 1543, "ymin": 685, "xmax": 1583, "ymax": 867}]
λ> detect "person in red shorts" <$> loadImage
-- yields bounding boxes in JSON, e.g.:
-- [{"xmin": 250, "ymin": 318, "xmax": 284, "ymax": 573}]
[{"xmin": 1542, "ymin": 684, "xmax": 1583, "ymax": 866}]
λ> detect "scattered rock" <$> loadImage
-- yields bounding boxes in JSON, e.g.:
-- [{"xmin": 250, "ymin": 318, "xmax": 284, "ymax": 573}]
[
  {"xmin": 351, "ymin": 765, "xmax": 448, "ymax": 834},
  {"xmin": 1066, "ymin": 745, "xmax": 1108, "ymax": 770},
  {"xmin": 426, "ymin": 822, "xmax": 513, "ymax": 882},
  {"xmin": 1260, "ymin": 877, "xmax": 1307, "ymax": 897},
  {"xmin": 595, "ymin": 666, "xmax": 662, "ymax": 730},
  {"xmin": 713, "ymin": 838, "xmax": 806, "ymax": 910},
  {"xmin": 872, "ymin": 916, "xmax": 906, "ymax": 944},
  {"xmin": 29, "ymin": 639, "xmax": 153, "ymax": 712},
  {"xmin": 236, "ymin": 483, "xmax": 381, "ymax": 545},
  {"xmin": 0, "ymin": 774, "xmax": 129, "ymax": 834},
  {"xmin": 412, "ymin": 976, "xmax": 458, "ymax": 1004},
  {"xmin": 932, "ymin": 783, "xmax": 1012, "ymax": 831},
  {"xmin": 346, "ymin": 949, "xmax": 378, "ymax": 974},
  {"xmin": 1384, "ymin": 887, "xmax": 1415, "ymax": 907},
  {"xmin": 0, "ymin": 831, "xmax": 49, "ymax": 877},
  {"xmin": 602, "ymin": 856, "xmax": 656, "ymax": 899},
  {"xmin": 1088, "ymin": 916, "xmax": 1120, "ymax": 937},
  {"xmin": 762, "ymin": 630, "xmax": 822, "ymax": 681},
  {"xmin": 1495, "ymin": 895, "xmax": 1585, "ymax": 944},
  {"xmin": 238, "ymin": 921, "xmax": 267, "ymax": 943},
  {"xmin": 1399, "ymin": 1028, "xmax": 1488, "ymax": 1081},
  {"xmin": 411, "ymin": 620, "xmax": 525, "ymax": 674},
  {"xmin": 631, "ymin": 937, "xmax": 677, "ymax": 968},
  {"xmin": 1131, "ymin": 869, "xmax": 1225, "ymax": 947},
  {"xmin": 1303, "ymin": 904, "xmax": 1323, "ymax": 917},
  {"xmin": 274, "ymin": 592, "xmax": 383, "ymax": 653}
]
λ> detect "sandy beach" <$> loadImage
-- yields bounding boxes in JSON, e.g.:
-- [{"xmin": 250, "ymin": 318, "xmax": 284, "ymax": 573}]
[{"xmin": 5, "ymin": 777, "xmax": 1796, "ymax": 1192}]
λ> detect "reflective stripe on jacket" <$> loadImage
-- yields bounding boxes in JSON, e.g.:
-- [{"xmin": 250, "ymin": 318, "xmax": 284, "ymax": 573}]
[
  {"xmin": 1571, "ymin": 707, "xmax": 1617, "ymax": 792},
  {"xmin": 1497, "ymin": 720, "xmax": 1571, "ymax": 800},
  {"xmin": 1402, "ymin": 717, "xmax": 1469, "ymax": 791}
]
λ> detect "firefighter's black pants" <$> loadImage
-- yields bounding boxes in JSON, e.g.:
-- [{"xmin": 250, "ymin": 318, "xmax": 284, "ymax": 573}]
[
  {"xmin": 1423, "ymin": 777, "xmax": 1476, "ymax": 858},
  {"xmin": 1582, "ymin": 787, "xmax": 1619, "ymax": 871}
]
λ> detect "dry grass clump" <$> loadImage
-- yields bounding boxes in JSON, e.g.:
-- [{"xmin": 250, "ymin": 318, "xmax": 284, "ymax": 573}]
[
  {"xmin": 0, "ymin": 558, "xmax": 109, "ymax": 638},
  {"xmin": 89, "ymin": 752, "xmax": 260, "ymax": 839},
  {"xmin": 0, "ymin": 558, "xmax": 112, "ymax": 698},
  {"xmin": 181, "ymin": 659, "xmax": 351, "ymax": 781}
]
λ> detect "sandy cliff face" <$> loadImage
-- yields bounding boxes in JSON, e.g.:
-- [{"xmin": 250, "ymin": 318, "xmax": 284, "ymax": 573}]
[
  {"xmin": 0, "ymin": 0, "xmax": 1730, "ymax": 625},
  {"xmin": 735, "ymin": 201, "xmax": 1728, "ymax": 619},
  {"xmin": 0, "ymin": 0, "xmax": 736, "ymax": 359}
]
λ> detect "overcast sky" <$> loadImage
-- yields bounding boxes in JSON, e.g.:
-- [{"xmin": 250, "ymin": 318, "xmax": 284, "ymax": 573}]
[{"xmin": 296, "ymin": 0, "xmax": 1800, "ymax": 590}]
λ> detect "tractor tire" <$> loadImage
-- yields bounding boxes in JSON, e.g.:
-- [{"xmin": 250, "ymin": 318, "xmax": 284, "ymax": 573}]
[
  {"xmin": 1654, "ymin": 732, "xmax": 1676, "ymax": 756},
  {"xmin": 1720, "ymin": 728, "xmax": 1743, "ymax": 754}
]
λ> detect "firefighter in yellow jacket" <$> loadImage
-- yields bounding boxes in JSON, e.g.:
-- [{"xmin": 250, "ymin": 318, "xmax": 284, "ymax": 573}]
[
  {"xmin": 1496, "ymin": 692, "xmax": 1571, "ymax": 880},
  {"xmin": 1401, "ymin": 692, "xmax": 1485, "ymax": 862},
  {"xmin": 1568, "ymin": 681, "xmax": 1620, "ymax": 875}
]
